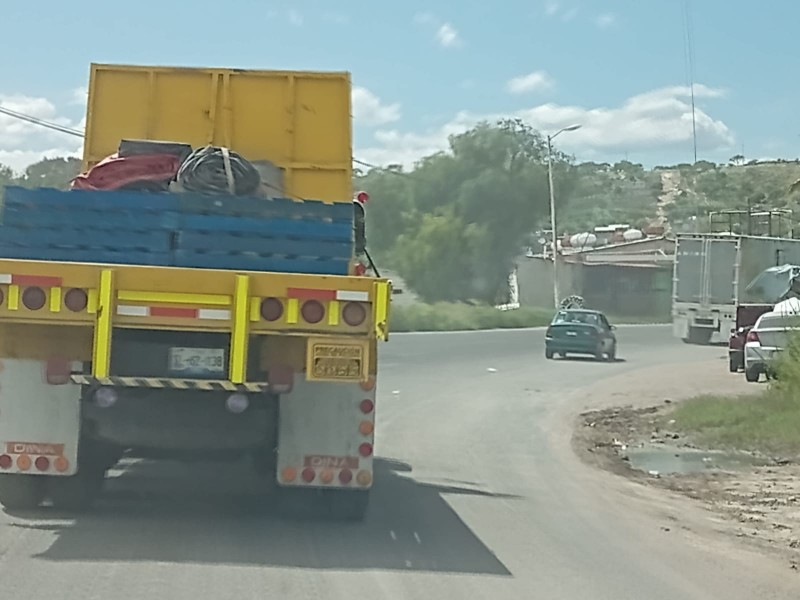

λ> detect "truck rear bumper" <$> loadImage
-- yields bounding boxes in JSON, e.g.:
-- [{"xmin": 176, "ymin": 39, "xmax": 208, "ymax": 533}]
[{"xmin": 82, "ymin": 387, "xmax": 276, "ymax": 455}]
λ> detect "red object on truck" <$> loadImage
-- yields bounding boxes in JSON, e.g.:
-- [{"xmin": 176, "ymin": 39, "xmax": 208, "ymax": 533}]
[{"xmin": 71, "ymin": 153, "xmax": 182, "ymax": 191}]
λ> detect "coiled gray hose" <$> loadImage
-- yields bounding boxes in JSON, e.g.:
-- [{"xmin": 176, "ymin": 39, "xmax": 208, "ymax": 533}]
[{"xmin": 176, "ymin": 145, "xmax": 261, "ymax": 196}]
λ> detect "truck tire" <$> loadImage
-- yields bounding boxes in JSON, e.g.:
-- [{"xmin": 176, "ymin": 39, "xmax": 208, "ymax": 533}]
[
  {"xmin": 328, "ymin": 489, "xmax": 370, "ymax": 522},
  {"xmin": 683, "ymin": 327, "xmax": 713, "ymax": 345},
  {"xmin": 48, "ymin": 467, "xmax": 105, "ymax": 512},
  {"xmin": 745, "ymin": 367, "xmax": 760, "ymax": 383},
  {"xmin": 0, "ymin": 475, "xmax": 45, "ymax": 511}
]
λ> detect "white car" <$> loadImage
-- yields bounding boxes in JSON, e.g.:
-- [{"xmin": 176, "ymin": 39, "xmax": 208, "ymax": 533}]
[{"xmin": 743, "ymin": 310, "xmax": 800, "ymax": 382}]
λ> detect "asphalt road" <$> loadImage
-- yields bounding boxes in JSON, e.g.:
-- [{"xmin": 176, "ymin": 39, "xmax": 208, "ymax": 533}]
[{"xmin": 0, "ymin": 326, "xmax": 796, "ymax": 599}]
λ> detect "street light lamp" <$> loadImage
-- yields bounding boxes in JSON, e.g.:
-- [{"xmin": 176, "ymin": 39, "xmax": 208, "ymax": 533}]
[{"xmin": 547, "ymin": 124, "xmax": 582, "ymax": 309}]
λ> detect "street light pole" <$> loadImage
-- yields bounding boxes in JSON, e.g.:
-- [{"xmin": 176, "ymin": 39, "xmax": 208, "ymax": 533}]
[{"xmin": 546, "ymin": 124, "xmax": 582, "ymax": 309}]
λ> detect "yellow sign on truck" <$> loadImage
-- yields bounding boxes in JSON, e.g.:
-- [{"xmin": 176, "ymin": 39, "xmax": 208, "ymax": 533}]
[{"xmin": 0, "ymin": 63, "xmax": 390, "ymax": 520}]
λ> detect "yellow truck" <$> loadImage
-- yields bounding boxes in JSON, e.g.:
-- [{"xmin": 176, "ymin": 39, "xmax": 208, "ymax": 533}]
[{"xmin": 0, "ymin": 63, "xmax": 391, "ymax": 520}]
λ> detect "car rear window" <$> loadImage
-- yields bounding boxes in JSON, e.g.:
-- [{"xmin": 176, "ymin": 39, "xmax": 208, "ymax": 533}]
[{"xmin": 757, "ymin": 314, "xmax": 800, "ymax": 330}]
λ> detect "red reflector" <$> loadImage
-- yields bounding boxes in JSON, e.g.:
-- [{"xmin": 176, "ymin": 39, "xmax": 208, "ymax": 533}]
[
  {"xmin": 359, "ymin": 399, "xmax": 374, "ymax": 414},
  {"xmin": 746, "ymin": 330, "xmax": 760, "ymax": 343},
  {"xmin": 22, "ymin": 286, "xmax": 47, "ymax": 310},
  {"xmin": 0, "ymin": 454, "xmax": 11, "ymax": 469},
  {"xmin": 287, "ymin": 287, "xmax": 336, "ymax": 301},
  {"xmin": 339, "ymin": 469, "xmax": 353, "ymax": 484},
  {"xmin": 301, "ymin": 468, "xmax": 316, "ymax": 483},
  {"xmin": 150, "ymin": 306, "xmax": 198, "ymax": 318},
  {"xmin": 12, "ymin": 274, "xmax": 62, "ymax": 288},
  {"xmin": 45, "ymin": 357, "xmax": 72, "ymax": 385},
  {"xmin": 342, "ymin": 302, "xmax": 367, "ymax": 326},
  {"xmin": 260, "ymin": 297, "xmax": 284, "ymax": 321},
  {"xmin": 355, "ymin": 191, "xmax": 369, "ymax": 203},
  {"xmin": 64, "ymin": 288, "xmax": 88, "ymax": 312},
  {"xmin": 301, "ymin": 300, "xmax": 325, "ymax": 324},
  {"xmin": 34, "ymin": 456, "xmax": 50, "ymax": 472},
  {"xmin": 358, "ymin": 443, "xmax": 373, "ymax": 457}
]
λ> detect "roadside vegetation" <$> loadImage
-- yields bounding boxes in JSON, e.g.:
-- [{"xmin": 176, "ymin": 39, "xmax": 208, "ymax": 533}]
[
  {"xmin": 389, "ymin": 302, "xmax": 669, "ymax": 332},
  {"xmin": 668, "ymin": 335, "xmax": 800, "ymax": 457}
]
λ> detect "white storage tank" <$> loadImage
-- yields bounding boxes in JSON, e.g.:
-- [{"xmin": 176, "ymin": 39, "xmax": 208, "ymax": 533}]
[
  {"xmin": 622, "ymin": 228, "xmax": 644, "ymax": 242},
  {"xmin": 570, "ymin": 232, "xmax": 597, "ymax": 248}
]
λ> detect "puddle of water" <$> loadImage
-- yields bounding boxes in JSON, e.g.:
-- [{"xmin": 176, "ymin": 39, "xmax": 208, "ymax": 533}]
[{"xmin": 626, "ymin": 444, "xmax": 771, "ymax": 475}]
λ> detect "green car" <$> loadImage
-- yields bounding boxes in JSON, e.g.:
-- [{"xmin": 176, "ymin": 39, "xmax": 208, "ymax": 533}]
[{"xmin": 544, "ymin": 309, "xmax": 617, "ymax": 361}]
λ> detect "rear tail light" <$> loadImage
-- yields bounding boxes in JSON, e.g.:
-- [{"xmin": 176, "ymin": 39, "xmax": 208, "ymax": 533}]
[
  {"xmin": 260, "ymin": 297, "xmax": 283, "ymax": 321},
  {"xmin": 545, "ymin": 327, "xmax": 553, "ymax": 337},
  {"xmin": 301, "ymin": 468, "xmax": 316, "ymax": 483},
  {"xmin": 281, "ymin": 467, "xmax": 297, "ymax": 482},
  {"xmin": 22, "ymin": 286, "xmax": 46, "ymax": 310},
  {"xmin": 342, "ymin": 302, "xmax": 367, "ymax": 326},
  {"xmin": 359, "ymin": 420, "xmax": 374, "ymax": 435},
  {"xmin": 64, "ymin": 288, "xmax": 88, "ymax": 312},
  {"xmin": 354, "ymin": 191, "xmax": 369, "ymax": 204},
  {"xmin": 16, "ymin": 455, "xmax": 31, "ymax": 471},
  {"xmin": 356, "ymin": 470, "xmax": 373, "ymax": 486},
  {"xmin": 746, "ymin": 330, "xmax": 760, "ymax": 343},
  {"xmin": 359, "ymin": 399, "xmax": 375, "ymax": 414},
  {"xmin": 339, "ymin": 469, "xmax": 353, "ymax": 484},
  {"xmin": 34, "ymin": 456, "xmax": 50, "ymax": 472},
  {"xmin": 0, "ymin": 454, "xmax": 11, "ymax": 469},
  {"xmin": 225, "ymin": 393, "xmax": 249, "ymax": 414},
  {"xmin": 358, "ymin": 442, "xmax": 373, "ymax": 457},
  {"xmin": 54, "ymin": 456, "xmax": 69, "ymax": 472},
  {"xmin": 320, "ymin": 469, "xmax": 335, "ymax": 484},
  {"xmin": 301, "ymin": 300, "xmax": 325, "ymax": 324}
]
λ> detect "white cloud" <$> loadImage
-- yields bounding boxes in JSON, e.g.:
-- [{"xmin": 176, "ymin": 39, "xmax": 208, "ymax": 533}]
[
  {"xmin": 355, "ymin": 83, "xmax": 734, "ymax": 170},
  {"xmin": 436, "ymin": 23, "xmax": 462, "ymax": 48},
  {"xmin": 0, "ymin": 94, "xmax": 83, "ymax": 173},
  {"xmin": 351, "ymin": 86, "xmax": 401, "ymax": 126},
  {"xmin": 545, "ymin": 1, "xmax": 560, "ymax": 16},
  {"xmin": 288, "ymin": 9, "xmax": 303, "ymax": 26},
  {"xmin": 507, "ymin": 71, "xmax": 555, "ymax": 94},
  {"xmin": 596, "ymin": 13, "xmax": 616, "ymax": 28},
  {"xmin": 70, "ymin": 86, "xmax": 88, "ymax": 105}
]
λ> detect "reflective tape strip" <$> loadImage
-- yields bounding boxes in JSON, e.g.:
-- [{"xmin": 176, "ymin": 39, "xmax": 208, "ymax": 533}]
[
  {"xmin": 117, "ymin": 305, "xmax": 149, "ymax": 317},
  {"xmin": 71, "ymin": 375, "xmax": 269, "ymax": 393},
  {"xmin": 336, "ymin": 290, "xmax": 369, "ymax": 302},
  {"xmin": 327, "ymin": 300, "xmax": 340, "ymax": 325},
  {"xmin": 0, "ymin": 273, "xmax": 63, "ymax": 287},
  {"xmin": 198, "ymin": 309, "xmax": 231, "ymax": 320},
  {"xmin": 118, "ymin": 291, "xmax": 231, "ymax": 306},
  {"xmin": 49, "ymin": 287, "xmax": 62, "ymax": 312},
  {"xmin": 287, "ymin": 287, "xmax": 337, "ymax": 301}
]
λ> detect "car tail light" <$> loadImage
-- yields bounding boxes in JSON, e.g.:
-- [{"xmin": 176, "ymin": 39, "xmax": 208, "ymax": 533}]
[
  {"xmin": 301, "ymin": 300, "xmax": 325, "ymax": 324},
  {"xmin": 0, "ymin": 454, "xmax": 11, "ymax": 469},
  {"xmin": 260, "ymin": 297, "xmax": 283, "ymax": 321},
  {"xmin": 22, "ymin": 286, "xmax": 46, "ymax": 310},
  {"xmin": 320, "ymin": 469, "xmax": 334, "ymax": 484},
  {"xmin": 342, "ymin": 302, "xmax": 367, "ymax": 326},
  {"xmin": 746, "ymin": 330, "xmax": 760, "ymax": 343},
  {"xmin": 35, "ymin": 456, "xmax": 50, "ymax": 472},
  {"xmin": 359, "ymin": 399, "xmax": 374, "ymax": 414},
  {"xmin": 545, "ymin": 327, "xmax": 553, "ymax": 337},
  {"xmin": 64, "ymin": 288, "xmax": 88, "ymax": 312}
]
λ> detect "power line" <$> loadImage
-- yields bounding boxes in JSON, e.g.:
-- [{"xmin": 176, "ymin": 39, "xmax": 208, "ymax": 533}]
[
  {"xmin": 0, "ymin": 105, "xmax": 84, "ymax": 138},
  {"xmin": 682, "ymin": 0, "xmax": 698, "ymax": 163}
]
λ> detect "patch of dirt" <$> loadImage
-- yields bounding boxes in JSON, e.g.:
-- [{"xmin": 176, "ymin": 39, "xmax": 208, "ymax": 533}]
[{"xmin": 572, "ymin": 360, "xmax": 800, "ymax": 565}]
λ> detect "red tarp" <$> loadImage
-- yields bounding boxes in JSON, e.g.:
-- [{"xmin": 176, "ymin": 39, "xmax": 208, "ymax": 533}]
[{"xmin": 71, "ymin": 153, "xmax": 183, "ymax": 191}]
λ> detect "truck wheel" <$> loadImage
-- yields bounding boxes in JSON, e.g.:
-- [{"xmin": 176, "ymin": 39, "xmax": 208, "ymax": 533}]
[
  {"xmin": 744, "ymin": 367, "xmax": 760, "ymax": 383},
  {"xmin": 328, "ymin": 489, "xmax": 370, "ymax": 522},
  {"xmin": 0, "ymin": 475, "xmax": 45, "ymax": 511}
]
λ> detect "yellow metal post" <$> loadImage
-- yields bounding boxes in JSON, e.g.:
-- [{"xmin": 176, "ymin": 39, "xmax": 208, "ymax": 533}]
[
  {"xmin": 373, "ymin": 280, "xmax": 391, "ymax": 341},
  {"xmin": 92, "ymin": 269, "xmax": 115, "ymax": 377},
  {"xmin": 229, "ymin": 274, "xmax": 250, "ymax": 383}
]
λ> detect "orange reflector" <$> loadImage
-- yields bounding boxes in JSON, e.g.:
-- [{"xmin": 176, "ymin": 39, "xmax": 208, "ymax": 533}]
[
  {"xmin": 356, "ymin": 470, "xmax": 372, "ymax": 486},
  {"xmin": 54, "ymin": 456, "xmax": 69, "ymax": 473},
  {"xmin": 359, "ymin": 420, "xmax": 374, "ymax": 435},
  {"xmin": 16, "ymin": 454, "xmax": 31, "ymax": 471},
  {"xmin": 359, "ymin": 377, "xmax": 376, "ymax": 392},
  {"xmin": 320, "ymin": 469, "xmax": 334, "ymax": 484},
  {"xmin": 281, "ymin": 467, "xmax": 297, "ymax": 482}
]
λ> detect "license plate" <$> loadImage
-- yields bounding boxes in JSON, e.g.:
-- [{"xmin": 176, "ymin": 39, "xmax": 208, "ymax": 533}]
[
  {"xmin": 566, "ymin": 330, "xmax": 577, "ymax": 336},
  {"xmin": 168, "ymin": 347, "xmax": 226, "ymax": 377},
  {"xmin": 309, "ymin": 342, "xmax": 364, "ymax": 381}
]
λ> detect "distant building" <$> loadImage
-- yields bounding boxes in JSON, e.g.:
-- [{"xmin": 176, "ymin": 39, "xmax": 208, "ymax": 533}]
[{"xmin": 517, "ymin": 236, "xmax": 675, "ymax": 318}]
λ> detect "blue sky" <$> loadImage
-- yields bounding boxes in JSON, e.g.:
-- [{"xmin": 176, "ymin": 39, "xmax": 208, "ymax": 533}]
[{"xmin": 1, "ymin": 0, "xmax": 798, "ymax": 172}]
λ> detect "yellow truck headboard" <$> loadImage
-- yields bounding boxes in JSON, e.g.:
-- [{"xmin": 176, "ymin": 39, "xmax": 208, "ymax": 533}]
[{"xmin": 83, "ymin": 63, "xmax": 353, "ymax": 203}]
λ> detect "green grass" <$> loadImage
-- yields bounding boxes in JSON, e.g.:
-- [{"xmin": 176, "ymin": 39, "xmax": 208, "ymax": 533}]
[
  {"xmin": 388, "ymin": 302, "xmax": 669, "ymax": 333},
  {"xmin": 668, "ymin": 392, "xmax": 800, "ymax": 456}
]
